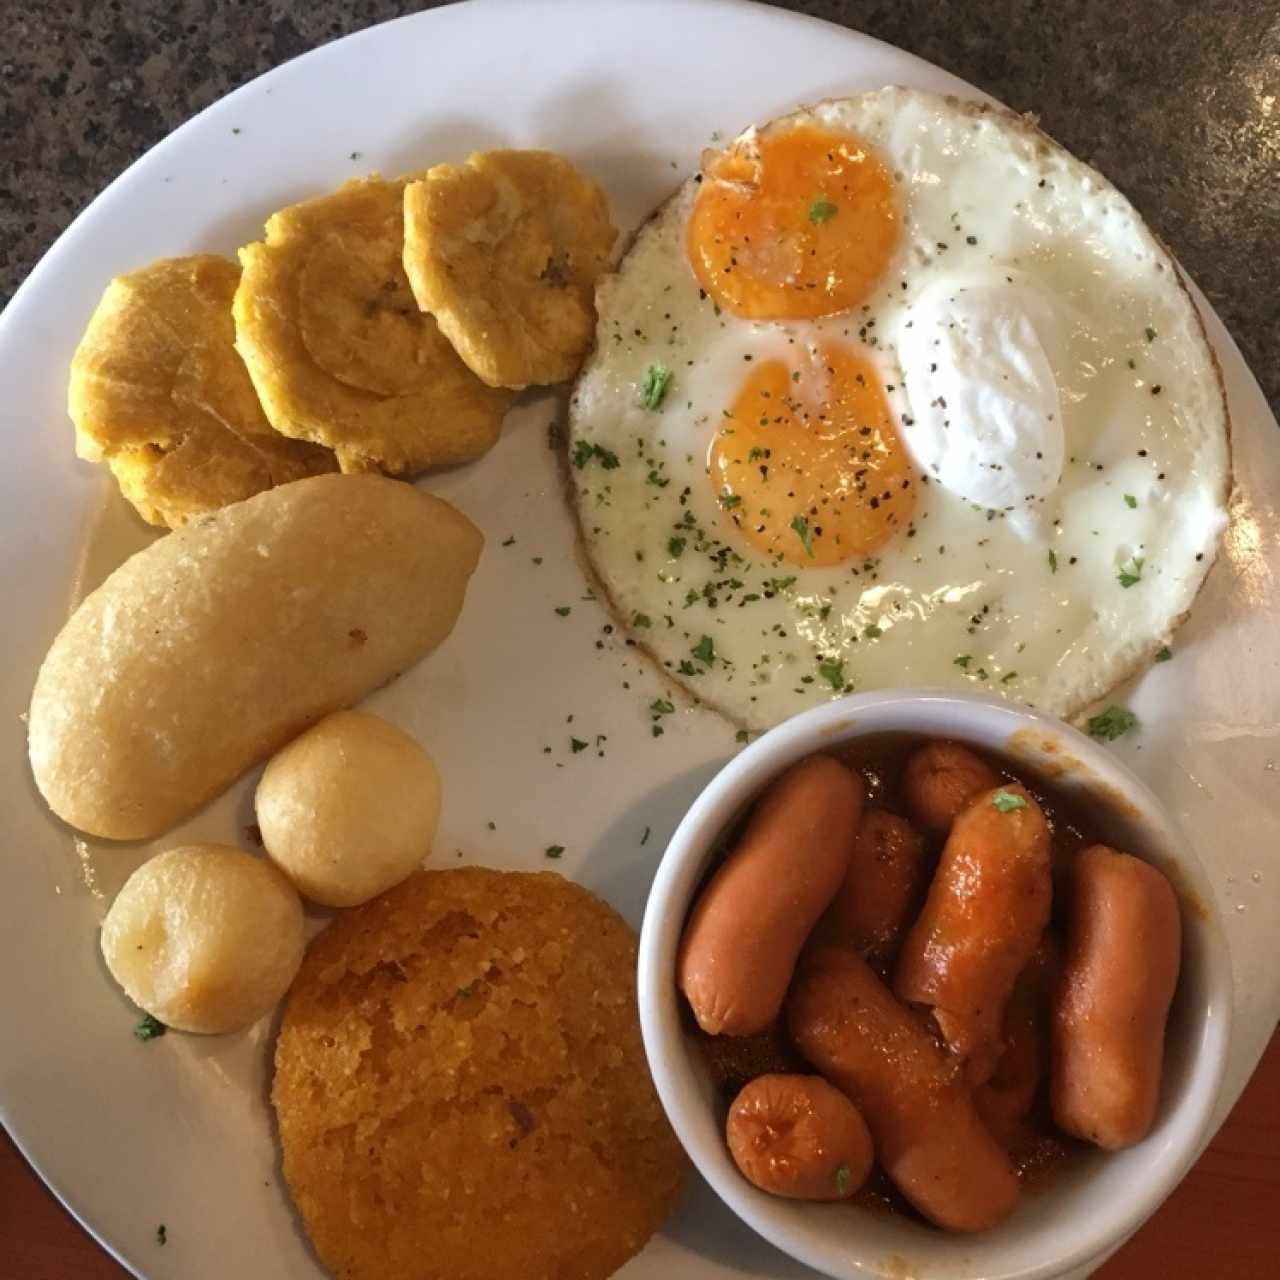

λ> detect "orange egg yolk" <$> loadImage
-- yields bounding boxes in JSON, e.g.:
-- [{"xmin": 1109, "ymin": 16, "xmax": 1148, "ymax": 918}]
[
  {"xmin": 687, "ymin": 123, "xmax": 899, "ymax": 321},
  {"xmin": 709, "ymin": 345, "xmax": 917, "ymax": 567}
]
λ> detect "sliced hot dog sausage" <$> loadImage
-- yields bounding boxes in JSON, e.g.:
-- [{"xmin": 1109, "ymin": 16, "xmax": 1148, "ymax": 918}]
[
  {"xmin": 825, "ymin": 808, "xmax": 929, "ymax": 964},
  {"xmin": 974, "ymin": 936, "xmax": 1058, "ymax": 1147},
  {"xmin": 726, "ymin": 1073, "xmax": 873, "ymax": 1201},
  {"xmin": 678, "ymin": 754, "xmax": 863, "ymax": 1035},
  {"xmin": 1051, "ymin": 844, "xmax": 1182, "ymax": 1150},
  {"xmin": 901, "ymin": 740, "xmax": 1000, "ymax": 836},
  {"xmin": 895, "ymin": 783, "xmax": 1052, "ymax": 1080},
  {"xmin": 787, "ymin": 943, "xmax": 1020, "ymax": 1232}
]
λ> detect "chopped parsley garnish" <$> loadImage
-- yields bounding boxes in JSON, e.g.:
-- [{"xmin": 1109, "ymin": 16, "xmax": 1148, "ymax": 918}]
[
  {"xmin": 1087, "ymin": 705, "xmax": 1138, "ymax": 741},
  {"xmin": 790, "ymin": 514, "xmax": 814, "ymax": 558},
  {"xmin": 1124, "ymin": 494, "xmax": 1138, "ymax": 509},
  {"xmin": 571, "ymin": 440, "xmax": 620, "ymax": 469},
  {"xmin": 668, "ymin": 536, "xmax": 686, "ymax": 558},
  {"xmin": 719, "ymin": 493, "xmax": 742, "ymax": 510},
  {"xmin": 735, "ymin": 729, "xmax": 749, "ymax": 743},
  {"xmin": 641, "ymin": 826, "xmax": 651, "ymax": 845},
  {"xmin": 835, "ymin": 1164, "xmax": 851, "ymax": 1196},
  {"xmin": 992, "ymin": 790, "xmax": 1028, "ymax": 813},
  {"xmin": 156, "ymin": 1225, "xmax": 167, "ymax": 1246},
  {"xmin": 1155, "ymin": 645, "xmax": 1173, "ymax": 662},
  {"xmin": 791, "ymin": 369, "xmax": 801, "ymax": 382},
  {"xmin": 650, "ymin": 698, "xmax": 675, "ymax": 716},
  {"xmin": 1001, "ymin": 671, "xmax": 1018, "ymax": 684},
  {"xmin": 632, "ymin": 611, "xmax": 653, "ymax": 628},
  {"xmin": 134, "ymin": 1013, "xmax": 166, "ymax": 1042},
  {"xmin": 640, "ymin": 363, "xmax": 674, "ymax": 410},
  {"xmin": 678, "ymin": 659, "xmax": 698, "ymax": 676},
  {"xmin": 544, "ymin": 845, "xmax": 565, "ymax": 859},
  {"xmin": 809, "ymin": 198, "xmax": 837, "ymax": 224},
  {"xmin": 1117, "ymin": 556, "xmax": 1145, "ymax": 588},
  {"xmin": 651, "ymin": 724, "xmax": 664, "ymax": 738},
  {"xmin": 692, "ymin": 635, "xmax": 716, "ymax": 664},
  {"xmin": 863, "ymin": 624, "xmax": 883, "ymax": 640},
  {"xmin": 554, "ymin": 605, "xmax": 572, "ymax": 616},
  {"xmin": 748, "ymin": 446, "xmax": 766, "ymax": 461},
  {"xmin": 1048, "ymin": 549, "xmax": 1058, "ymax": 573},
  {"xmin": 1145, "ymin": 326, "xmax": 1158, "ymax": 342},
  {"xmin": 954, "ymin": 654, "xmax": 972, "ymax": 669},
  {"xmin": 646, "ymin": 468, "xmax": 670, "ymax": 488},
  {"xmin": 501, "ymin": 534, "xmax": 516, "ymax": 546},
  {"xmin": 767, "ymin": 576, "xmax": 797, "ymax": 593},
  {"xmin": 570, "ymin": 737, "xmax": 588, "ymax": 753},
  {"xmin": 818, "ymin": 657, "xmax": 846, "ymax": 691}
]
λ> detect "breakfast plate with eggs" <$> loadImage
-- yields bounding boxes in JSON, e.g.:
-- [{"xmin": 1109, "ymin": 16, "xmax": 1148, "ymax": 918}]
[{"xmin": 0, "ymin": 2, "xmax": 1276, "ymax": 1279}]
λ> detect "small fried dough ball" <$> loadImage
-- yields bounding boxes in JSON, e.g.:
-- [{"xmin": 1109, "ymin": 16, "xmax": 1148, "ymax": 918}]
[
  {"xmin": 100, "ymin": 844, "xmax": 304, "ymax": 1034},
  {"xmin": 403, "ymin": 150, "xmax": 617, "ymax": 389},
  {"xmin": 256, "ymin": 711, "xmax": 440, "ymax": 907},
  {"xmin": 901, "ymin": 740, "xmax": 1000, "ymax": 836}
]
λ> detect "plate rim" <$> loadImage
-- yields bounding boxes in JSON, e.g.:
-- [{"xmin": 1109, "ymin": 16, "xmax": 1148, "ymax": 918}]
[{"xmin": 2, "ymin": 3, "xmax": 1276, "ymax": 1278}]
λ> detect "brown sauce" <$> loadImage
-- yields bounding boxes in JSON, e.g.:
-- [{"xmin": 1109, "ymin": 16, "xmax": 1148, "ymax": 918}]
[{"xmin": 689, "ymin": 732, "xmax": 1103, "ymax": 1226}]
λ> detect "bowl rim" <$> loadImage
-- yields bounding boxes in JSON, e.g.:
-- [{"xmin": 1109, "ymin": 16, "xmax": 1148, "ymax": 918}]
[{"xmin": 637, "ymin": 687, "xmax": 1234, "ymax": 1280}]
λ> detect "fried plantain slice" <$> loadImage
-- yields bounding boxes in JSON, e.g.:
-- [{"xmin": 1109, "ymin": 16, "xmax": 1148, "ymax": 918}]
[
  {"xmin": 403, "ymin": 151, "xmax": 616, "ymax": 390},
  {"xmin": 234, "ymin": 175, "xmax": 513, "ymax": 476},
  {"xmin": 68, "ymin": 255, "xmax": 336, "ymax": 527}
]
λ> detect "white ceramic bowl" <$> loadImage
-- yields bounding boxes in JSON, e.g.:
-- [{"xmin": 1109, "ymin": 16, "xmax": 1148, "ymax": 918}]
[{"xmin": 638, "ymin": 689, "xmax": 1232, "ymax": 1280}]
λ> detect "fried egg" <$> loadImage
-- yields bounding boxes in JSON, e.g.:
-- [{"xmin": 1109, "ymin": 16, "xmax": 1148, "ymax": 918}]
[{"xmin": 569, "ymin": 89, "xmax": 1230, "ymax": 731}]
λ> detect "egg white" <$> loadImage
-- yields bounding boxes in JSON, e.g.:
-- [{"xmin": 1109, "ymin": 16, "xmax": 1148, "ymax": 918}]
[{"xmin": 569, "ymin": 88, "xmax": 1230, "ymax": 731}]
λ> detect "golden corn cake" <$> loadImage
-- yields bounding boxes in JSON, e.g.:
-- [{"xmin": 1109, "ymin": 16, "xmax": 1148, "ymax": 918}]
[{"xmin": 273, "ymin": 867, "xmax": 686, "ymax": 1280}]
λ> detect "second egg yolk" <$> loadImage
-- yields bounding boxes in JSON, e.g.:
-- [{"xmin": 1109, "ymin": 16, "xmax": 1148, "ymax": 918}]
[
  {"xmin": 688, "ymin": 122, "xmax": 899, "ymax": 321},
  {"xmin": 709, "ymin": 345, "xmax": 917, "ymax": 567}
]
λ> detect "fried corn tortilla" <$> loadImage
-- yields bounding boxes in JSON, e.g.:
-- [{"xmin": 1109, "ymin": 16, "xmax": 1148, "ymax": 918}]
[
  {"xmin": 273, "ymin": 867, "xmax": 687, "ymax": 1280},
  {"xmin": 234, "ymin": 175, "xmax": 513, "ymax": 475},
  {"xmin": 403, "ymin": 150, "xmax": 617, "ymax": 389},
  {"xmin": 68, "ymin": 255, "xmax": 335, "ymax": 527}
]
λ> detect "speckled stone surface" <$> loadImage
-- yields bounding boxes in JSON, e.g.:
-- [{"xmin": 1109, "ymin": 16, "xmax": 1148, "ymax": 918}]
[{"xmin": 1, "ymin": 0, "xmax": 1276, "ymax": 411}]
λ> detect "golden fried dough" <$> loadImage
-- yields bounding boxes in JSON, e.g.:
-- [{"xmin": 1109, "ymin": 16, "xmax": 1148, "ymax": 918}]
[
  {"xmin": 101, "ymin": 844, "xmax": 304, "ymax": 1034},
  {"xmin": 68, "ymin": 255, "xmax": 335, "ymax": 527},
  {"xmin": 403, "ymin": 151, "xmax": 616, "ymax": 389},
  {"xmin": 28, "ymin": 474, "xmax": 482, "ymax": 840},
  {"xmin": 256, "ymin": 711, "xmax": 441, "ymax": 907},
  {"xmin": 234, "ymin": 176, "xmax": 514, "ymax": 475},
  {"xmin": 273, "ymin": 867, "xmax": 686, "ymax": 1280}
]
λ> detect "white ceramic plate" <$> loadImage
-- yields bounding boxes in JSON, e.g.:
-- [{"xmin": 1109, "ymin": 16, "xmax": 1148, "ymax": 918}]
[{"xmin": 1, "ymin": 3, "xmax": 1276, "ymax": 1278}]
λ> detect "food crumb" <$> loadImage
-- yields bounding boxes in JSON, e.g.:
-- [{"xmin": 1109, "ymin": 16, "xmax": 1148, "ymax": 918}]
[{"xmin": 156, "ymin": 1224, "xmax": 167, "ymax": 1246}]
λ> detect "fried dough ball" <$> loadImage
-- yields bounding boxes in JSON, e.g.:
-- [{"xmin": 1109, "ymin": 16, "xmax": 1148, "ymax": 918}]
[
  {"xmin": 403, "ymin": 151, "xmax": 616, "ymax": 389},
  {"xmin": 256, "ymin": 711, "xmax": 441, "ymax": 907},
  {"xmin": 68, "ymin": 255, "xmax": 336, "ymax": 527},
  {"xmin": 273, "ymin": 867, "xmax": 687, "ymax": 1280},
  {"xmin": 234, "ymin": 175, "xmax": 514, "ymax": 475},
  {"xmin": 100, "ymin": 844, "xmax": 304, "ymax": 1034}
]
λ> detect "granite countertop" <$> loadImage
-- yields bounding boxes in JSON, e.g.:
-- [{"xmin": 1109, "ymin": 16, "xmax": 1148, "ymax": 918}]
[{"xmin": 1, "ymin": 0, "xmax": 1276, "ymax": 412}]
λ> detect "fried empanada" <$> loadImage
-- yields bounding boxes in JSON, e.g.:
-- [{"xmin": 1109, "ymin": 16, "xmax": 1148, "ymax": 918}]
[
  {"xmin": 68, "ymin": 255, "xmax": 336, "ymax": 527},
  {"xmin": 234, "ymin": 176, "xmax": 513, "ymax": 476},
  {"xmin": 403, "ymin": 151, "xmax": 616, "ymax": 389}
]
